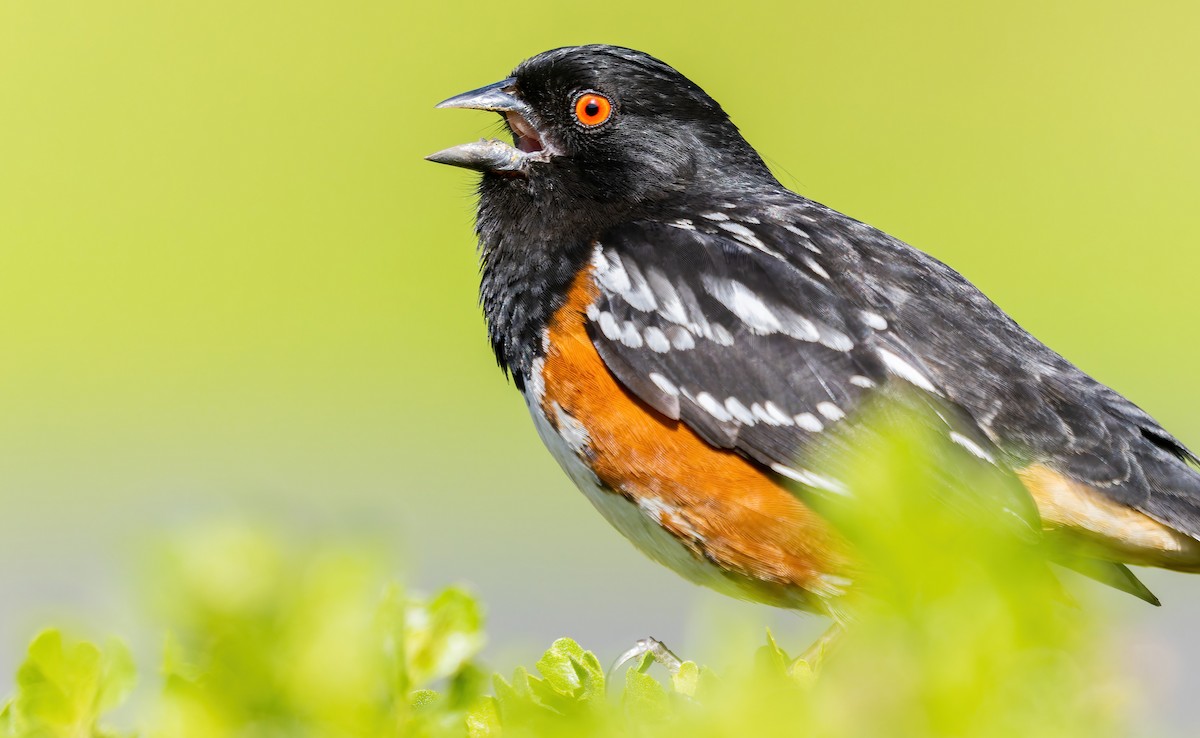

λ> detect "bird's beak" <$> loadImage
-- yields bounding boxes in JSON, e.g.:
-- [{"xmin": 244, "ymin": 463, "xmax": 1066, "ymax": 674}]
[
  {"xmin": 434, "ymin": 78, "xmax": 527, "ymax": 115},
  {"xmin": 426, "ymin": 78, "xmax": 551, "ymax": 175}
]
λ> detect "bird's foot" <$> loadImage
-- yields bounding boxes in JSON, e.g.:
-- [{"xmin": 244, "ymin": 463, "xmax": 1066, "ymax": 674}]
[{"xmin": 609, "ymin": 637, "xmax": 683, "ymax": 682}]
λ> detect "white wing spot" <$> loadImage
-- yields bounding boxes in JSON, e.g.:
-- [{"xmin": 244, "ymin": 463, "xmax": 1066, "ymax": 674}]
[
  {"xmin": 669, "ymin": 218, "xmax": 696, "ymax": 230},
  {"xmin": 785, "ymin": 224, "xmax": 822, "ymax": 253},
  {"xmin": 817, "ymin": 401, "xmax": 845, "ymax": 421},
  {"xmin": 702, "ymin": 211, "xmax": 730, "ymax": 221},
  {"xmin": 644, "ymin": 326, "xmax": 670, "ymax": 353},
  {"xmin": 620, "ymin": 258, "xmax": 658, "ymax": 312},
  {"xmin": 862, "ymin": 311, "xmax": 888, "ymax": 330},
  {"xmin": 716, "ymin": 221, "xmax": 786, "ymax": 260},
  {"xmin": 950, "ymin": 432, "xmax": 996, "ymax": 463},
  {"xmin": 763, "ymin": 401, "xmax": 794, "ymax": 425},
  {"xmin": 597, "ymin": 311, "xmax": 621, "ymax": 340},
  {"xmin": 849, "ymin": 375, "xmax": 876, "ymax": 388},
  {"xmin": 877, "ymin": 348, "xmax": 940, "ymax": 394},
  {"xmin": 620, "ymin": 321, "xmax": 644, "ymax": 348},
  {"xmin": 590, "ymin": 247, "xmax": 611, "ymax": 273},
  {"xmin": 776, "ymin": 307, "xmax": 821, "ymax": 342},
  {"xmin": 646, "ymin": 268, "xmax": 689, "ymax": 325},
  {"xmin": 724, "ymin": 397, "xmax": 756, "ymax": 425},
  {"xmin": 667, "ymin": 325, "xmax": 696, "ymax": 350},
  {"xmin": 785, "ymin": 224, "xmax": 810, "ymax": 238},
  {"xmin": 770, "ymin": 464, "xmax": 849, "ymax": 495},
  {"xmin": 701, "ymin": 276, "xmax": 783, "ymax": 334},
  {"xmin": 675, "ymin": 282, "xmax": 709, "ymax": 331},
  {"xmin": 594, "ymin": 249, "xmax": 632, "ymax": 293},
  {"xmin": 794, "ymin": 412, "xmax": 824, "ymax": 432},
  {"xmin": 719, "ymin": 220, "xmax": 761, "ymax": 243},
  {"xmin": 751, "ymin": 403, "xmax": 787, "ymax": 427},
  {"xmin": 696, "ymin": 392, "xmax": 733, "ymax": 422},
  {"xmin": 803, "ymin": 256, "xmax": 831, "ymax": 280},
  {"xmin": 707, "ymin": 323, "xmax": 736, "ymax": 346},
  {"xmin": 818, "ymin": 328, "xmax": 854, "ymax": 352},
  {"xmin": 648, "ymin": 372, "xmax": 679, "ymax": 397}
]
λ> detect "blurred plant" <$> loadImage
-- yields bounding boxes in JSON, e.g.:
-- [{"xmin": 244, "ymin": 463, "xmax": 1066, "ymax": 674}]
[
  {"xmin": 0, "ymin": 630, "xmax": 134, "ymax": 738},
  {"xmin": 0, "ymin": 418, "xmax": 1141, "ymax": 737}
]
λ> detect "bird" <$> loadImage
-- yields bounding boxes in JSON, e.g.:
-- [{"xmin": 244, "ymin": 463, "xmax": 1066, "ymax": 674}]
[{"xmin": 426, "ymin": 44, "xmax": 1200, "ymax": 634}]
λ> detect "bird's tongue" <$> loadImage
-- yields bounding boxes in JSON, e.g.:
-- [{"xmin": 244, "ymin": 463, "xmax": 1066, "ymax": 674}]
[{"xmin": 506, "ymin": 112, "xmax": 544, "ymax": 154}]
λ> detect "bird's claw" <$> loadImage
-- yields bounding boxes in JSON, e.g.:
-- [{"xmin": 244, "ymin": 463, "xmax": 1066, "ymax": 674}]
[{"xmin": 609, "ymin": 637, "xmax": 683, "ymax": 685}]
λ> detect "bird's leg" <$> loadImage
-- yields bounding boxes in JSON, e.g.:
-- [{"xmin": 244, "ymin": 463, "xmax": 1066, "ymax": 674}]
[
  {"xmin": 791, "ymin": 622, "xmax": 844, "ymax": 674},
  {"xmin": 609, "ymin": 637, "xmax": 683, "ymax": 683}
]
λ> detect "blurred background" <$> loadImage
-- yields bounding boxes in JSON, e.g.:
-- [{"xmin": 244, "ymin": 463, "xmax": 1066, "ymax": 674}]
[{"xmin": 1, "ymin": 0, "xmax": 1198, "ymax": 731}]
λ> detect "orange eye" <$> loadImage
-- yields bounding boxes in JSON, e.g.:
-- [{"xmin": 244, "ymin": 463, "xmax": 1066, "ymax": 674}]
[{"xmin": 573, "ymin": 92, "xmax": 613, "ymax": 127}]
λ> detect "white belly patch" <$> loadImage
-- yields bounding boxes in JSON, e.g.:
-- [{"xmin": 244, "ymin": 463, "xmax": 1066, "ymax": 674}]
[{"xmin": 522, "ymin": 361, "xmax": 739, "ymax": 595}]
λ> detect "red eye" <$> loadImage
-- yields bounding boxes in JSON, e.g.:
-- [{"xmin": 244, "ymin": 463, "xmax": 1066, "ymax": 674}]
[{"xmin": 574, "ymin": 92, "xmax": 613, "ymax": 127}]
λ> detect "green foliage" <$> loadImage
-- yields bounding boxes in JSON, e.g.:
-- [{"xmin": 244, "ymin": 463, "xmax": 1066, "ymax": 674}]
[
  {"xmin": 143, "ymin": 526, "xmax": 488, "ymax": 738},
  {"xmin": 0, "ymin": 630, "xmax": 134, "ymax": 738},
  {"xmin": 1, "ymin": 426, "xmax": 1142, "ymax": 737}
]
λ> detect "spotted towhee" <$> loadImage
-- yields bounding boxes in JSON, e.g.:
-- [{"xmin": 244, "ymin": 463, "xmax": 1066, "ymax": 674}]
[{"xmin": 427, "ymin": 45, "xmax": 1200, "ymax": 616}]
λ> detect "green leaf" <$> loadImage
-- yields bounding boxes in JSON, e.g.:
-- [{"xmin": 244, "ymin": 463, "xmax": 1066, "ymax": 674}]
[
  {"xmin": 159, "ymin": 630, "xmax": 207, "ymax": 692},
  {"xmin": 491, "ymin": 671, "xmax": 523, "ymax": 711},
  {"xmin": 465, "ymin": 696, "xmax": 501, "ymax": 738},
  {"xmin": 446, "ymin": 662, "xmax": 490, "ymax": 710},
  {"xmin": 405, "ymin": 587, "xmax": 486, "ymax": 689},
  {"xmin": 670, "ymin": 661, "xmax": 700, "ymax": 698},
  {"xmin": 506, "ymin": 666, "xmax": 534, "ymax": 700},
  {"xmin": 524, "ymin": 673, "xmax": 568, "ymax": 712},
  {"xmin": 0, "ymin": 700, "xmax": 15, "ymax": 736},
  {"xmin": 96, "ymin": 638, "xmax": 136, "ymax": 714},
  {"xmin": 0, "ymin": 508, "xmax": 1134, "ymax": 738},
  {"xmin": 410, "ymin": 689, "xmax": 439, "ymax": 709},
  {"xmin": 7, "ymin": 629, "xmax": 135, "ymax": 738},
  {"xmin": 572, "ymin": 653, "xmax": 606, "ymax": 702},
  {"xmin": 491, "ymin": 668, "xmax": 551, "ymax": 727},
  {"xmin": 534, "ymin": 638, "xmax": 592, "ymax": 697},
  {"xmin": 622, "ymin": 666, "xmax": 670, "ymax": 723},
  {"xmin": 19, "ymin": 630, "xmax": 98, "ymax": 730},
  {"xmin": 633, "ymin": 651, "xmax": 654, "ymax": 674},
  {"xmin": 753, "ymin": 628, "xmax": 794, "ymax": 680}
]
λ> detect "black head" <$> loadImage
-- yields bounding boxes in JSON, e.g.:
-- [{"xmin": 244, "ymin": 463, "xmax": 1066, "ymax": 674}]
[
  {"xmin": 427, "ymin": 45, "xmax": 774, "ymax": 207},
  {"xmin": 426, "ymin": 46, "xmax": 777, "ymax": 385}
]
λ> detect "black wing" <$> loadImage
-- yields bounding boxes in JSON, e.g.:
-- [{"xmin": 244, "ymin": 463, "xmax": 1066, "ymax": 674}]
[
  {"xmin": 586, "ymin": 212, "xmax": 1021, "ymax": 514},
  {"xmin": 838, "ymin": 207, "xmax": 1200, "ymax": 542},
  {"xmin": 585, "ymin": 204, "xmax": 1173, "ymax": 603}
]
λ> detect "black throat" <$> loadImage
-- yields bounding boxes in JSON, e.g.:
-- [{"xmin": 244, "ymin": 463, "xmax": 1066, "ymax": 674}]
[{"xmin": 475, "ymin": 173, "xmax": 621, "ymax": 390}]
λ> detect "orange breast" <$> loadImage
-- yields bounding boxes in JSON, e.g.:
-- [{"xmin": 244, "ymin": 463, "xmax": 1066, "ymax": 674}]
[{"xmin": 536, "ymin": 266, "xmax": 850, "ymax": 605}]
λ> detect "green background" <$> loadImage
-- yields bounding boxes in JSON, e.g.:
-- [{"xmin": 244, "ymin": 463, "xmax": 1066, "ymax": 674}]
[{"xmin": 2, "ymin": 0, "xmax": 1198, "ymax": 729}]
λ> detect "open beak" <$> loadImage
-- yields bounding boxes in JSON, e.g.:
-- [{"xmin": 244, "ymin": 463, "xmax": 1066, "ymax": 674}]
[{"xmin": 426, "ymin": 78, "xmax": 553, "ymax": 175}]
